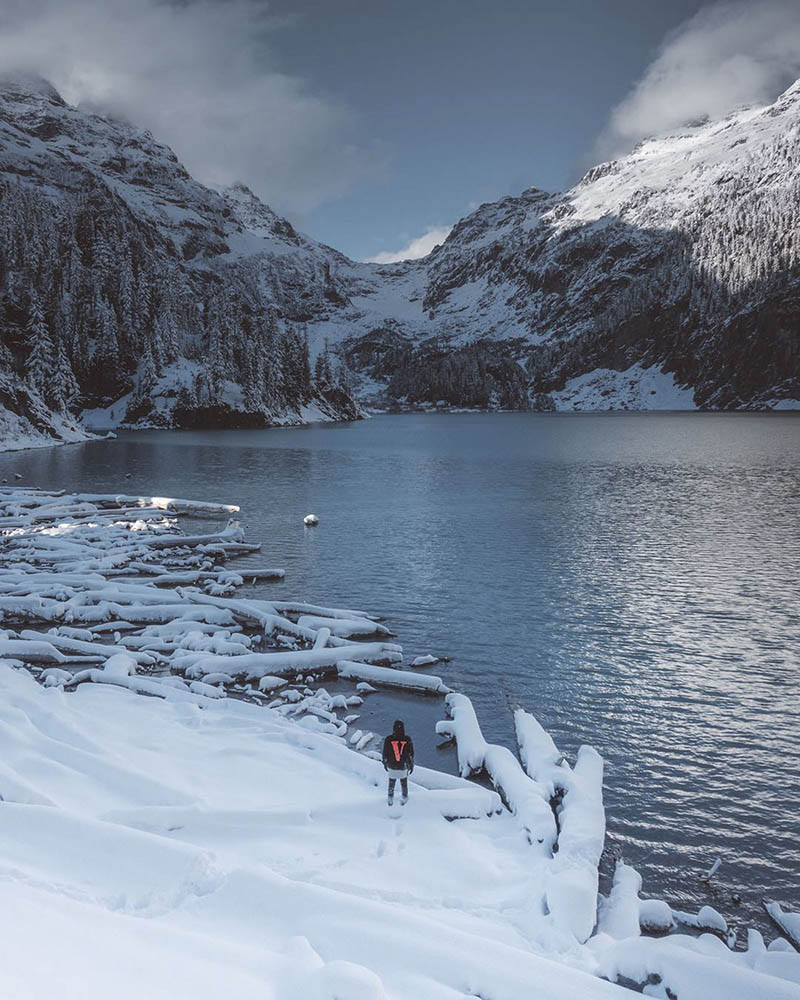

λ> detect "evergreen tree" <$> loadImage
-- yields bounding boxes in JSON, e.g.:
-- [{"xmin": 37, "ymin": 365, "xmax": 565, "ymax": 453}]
[
  {"xmin": 49, "ymin": 340, "xmax": 80, "ymax": 411},
  {"xmin": 0, "ymin": 337, "xmax": 13, "ymax": 372},
  {"xmin": 24, "ymin": 290, "xmax": 53, "ymax": 398}
]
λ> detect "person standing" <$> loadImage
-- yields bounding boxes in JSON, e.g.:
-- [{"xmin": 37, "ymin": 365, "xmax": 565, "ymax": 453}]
[{"xmin": 382, "ymin": 719, "xmax": 414, "ymax": 806}]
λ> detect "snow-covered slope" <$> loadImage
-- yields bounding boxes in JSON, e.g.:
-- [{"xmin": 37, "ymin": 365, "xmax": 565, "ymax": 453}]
[
  {"xmin": 6, "ymin": 663, "xmax": 800, "ymax": 1000},
  {"xmin": 1, "ymin": 75, "xmax": 798, "ymax": 449},
  {"xmin": 356, "ymin": 82, "xmax": 800, "ymax": 410},
  {"xmin": 0, "ymin": 370, "xmax": 92, "ymax": 450}
]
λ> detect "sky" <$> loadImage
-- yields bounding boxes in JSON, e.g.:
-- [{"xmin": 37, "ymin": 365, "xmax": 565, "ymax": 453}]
[{"xmin": 2, "ymin": 0, "xmax": 800, "ymax": 261}]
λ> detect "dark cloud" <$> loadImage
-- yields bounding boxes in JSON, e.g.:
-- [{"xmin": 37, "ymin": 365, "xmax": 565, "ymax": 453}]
[{"xmin": 0, "ymin": 0, "xmax": 382, "ymax": 214}]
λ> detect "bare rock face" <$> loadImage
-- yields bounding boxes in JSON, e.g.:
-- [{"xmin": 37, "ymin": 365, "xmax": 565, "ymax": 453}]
[{"xmin": 1, "ymin": 76, "xmax": 798, "ymax": 447}]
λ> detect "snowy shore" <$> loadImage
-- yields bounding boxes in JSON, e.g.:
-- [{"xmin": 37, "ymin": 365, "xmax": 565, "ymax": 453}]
[{"xmin": 1, "ymin": 487, "xmax": 799, "ymax": 999}]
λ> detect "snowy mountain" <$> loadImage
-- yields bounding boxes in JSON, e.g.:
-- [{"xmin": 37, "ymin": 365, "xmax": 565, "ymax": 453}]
[
  {"xmin": 1, "ymin": 75, "xmax": 799, "ymax": 447},
  {"xmin": 0, "ymin": 74, "xmax": 361, "ymax": 446},
  {"xmin": 347, "ymin": 81, "xmax": 800, "ymax": 412}
]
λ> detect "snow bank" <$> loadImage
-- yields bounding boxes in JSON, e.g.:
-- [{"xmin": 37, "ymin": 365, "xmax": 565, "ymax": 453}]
[
  {"xmin": 597, "ymin": 934, "xmax": 800, "ymax": 1000},
  {"xmin": 0, "ymin": 375, "xmax": 94, "ymax": 452},
  {"xmin": 552, "ymin": 363, "xmax": 696, "ymax": 411},
  {"xmin": 0, "ymin": 663, "xmax": 626, "ymax": 1000}
]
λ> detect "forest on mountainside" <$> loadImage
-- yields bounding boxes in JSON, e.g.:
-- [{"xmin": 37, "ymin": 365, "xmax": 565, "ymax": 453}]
[{"xmin": 0, "ymin": 175, "xmax": 358, "ymax": 430}]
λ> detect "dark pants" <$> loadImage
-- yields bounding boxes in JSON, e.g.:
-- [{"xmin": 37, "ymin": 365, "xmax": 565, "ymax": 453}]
[{"xmin": 387, "ymin": 776, "xmax": 408, "ymax": 800}]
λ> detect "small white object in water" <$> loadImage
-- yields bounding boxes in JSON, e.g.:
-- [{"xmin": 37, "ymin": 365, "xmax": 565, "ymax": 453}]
[
  {"xmin": 304, "ymin": 513, "xmax": 319, "ymax": 525},
  {"xmin": 704, "ymin": 857, "xmax": 722, "ymax": 880},
  {"xmin": 411, "ymin": 654, "xmax": 439, "ymax": 668}
]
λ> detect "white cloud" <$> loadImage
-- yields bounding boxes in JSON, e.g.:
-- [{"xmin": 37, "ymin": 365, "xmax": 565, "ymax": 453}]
[
  {"xmin": 0, "ymin": 0, "xmax": 380, "ymax": 215},
  {"xmin": 595, "ymin": 0, "xmax": 800, "ymax": 161},
  {"xmin": 366, "ymin": 225, "xmax": 452, "ymax": 264}
]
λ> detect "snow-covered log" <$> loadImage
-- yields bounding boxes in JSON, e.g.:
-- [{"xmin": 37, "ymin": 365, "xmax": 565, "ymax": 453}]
[
  {"xmin": 516, "ymin": 708, "xmax": 607, "ymax": 943},
  {"xmin": 672, "ymin": 905, "xmax": 728, "ymax": 935},
  {"xmin": 271, "ymin": 601, "xmax": 377, "ymax": 621},
  {"xmin": 764, "ymin": 903, "xmax": 800, "ymax": 951},
  {"xmin": 19, "ymin": 630, "xmax": 156, "ymax": 666},
  {"xmin": 128, "ymin": 567, "xmax": 284, "ymax": 584},
  {"xmin": 0, "ymin": 596, "xmax": 65, "ymax": 623},
  {"xmin": 546, "ymin": 745, "xmax": 605, "ymax": 944},
  {"xmin": 0, "ymin": 637, "xmax": 70, "ymax": 663},
  {"xmin": 67, "ymin": 668, "xmax": 211, "ymax": 703},
  {"xmin": 638, "ymin": 898, "xmax": 675, "ymax": 934},
  {"xmin": 76, "ymin": 603, "xmax": 237, "ymax": 626},
  {"xmin": 313, "ymin": 627, "xmax": 331, "ymax": 649},
  {"xmin": 435, "ymin": 692, "xmax": 486, "ymax": 774},
  {"xmin": 436, "ymin": 693, "xmax": 556, "ymax": 851},
  {"xmin": 176, "ymin": 643, "xmax": 402, "ymax": 681},
  {"xmin": 337, "ymin": 660, "xmax": 448, "ymax": 694},
  {"xmin": 146, "ymin": 521, "xmax": 245, "ymax": 550},
  {"xmin": 514, "ymin": 708, "xmax": 569, "ymax": 795},
  {"xmin": 74, "ymin": 494, "xmax": 240, "ymax": 515},
  {"xmin": 297, "ymin": 615, "xmax": 393, "ymax": 638},
  {"xmin": 597, "ymin": 861, "xmax": 643, "ymax": 940}
]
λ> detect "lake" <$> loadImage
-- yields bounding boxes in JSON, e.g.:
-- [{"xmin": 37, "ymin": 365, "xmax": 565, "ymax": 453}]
[{"xmin": 2, "ymin": 411, "xmax": 799, "ymax": 936}]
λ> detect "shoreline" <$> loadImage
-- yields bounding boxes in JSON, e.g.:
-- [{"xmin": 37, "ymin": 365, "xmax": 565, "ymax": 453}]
[
  {"xmin": 1, "ymin": 486, "xmax": 799, "ymax": 997},
  {"xmin": 4, "ymin": 406, "xmax": 800, "ymax": 456}
]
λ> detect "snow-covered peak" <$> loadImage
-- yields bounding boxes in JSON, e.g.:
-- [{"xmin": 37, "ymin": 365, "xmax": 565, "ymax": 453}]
[
  {"xmin": 563, "ymin": 82, "xmax": 800, "ymax": 230},
  {"xmin": 0, "ymin": 71, "xmax": 66, "ymax": 105},
  {"xmin": 219, "ymin": 181, "xmax": 304, "ymax": 247},
  {"xmin": 776, "ymin": 76, "xmax": 800, "ymax": 102},
  {"xmin": 0, "ymin": 77, "xmax": 318, "ymax": 266}
]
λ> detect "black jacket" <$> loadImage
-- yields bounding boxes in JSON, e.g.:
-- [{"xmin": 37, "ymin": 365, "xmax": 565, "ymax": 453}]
[{"xmin": 382, "ymin": 732, "xmax": 414, "ymax": 771}]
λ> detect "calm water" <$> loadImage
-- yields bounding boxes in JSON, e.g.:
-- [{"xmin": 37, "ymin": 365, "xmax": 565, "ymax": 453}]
[{"xmin": 3, "ymin": 413, "xmax": 799, "ymax": 936}]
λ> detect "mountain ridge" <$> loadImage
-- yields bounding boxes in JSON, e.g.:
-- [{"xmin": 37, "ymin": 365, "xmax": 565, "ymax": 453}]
[{"xmin": 1, "ymin": 77, "xmax": 798, "ymax": 448}]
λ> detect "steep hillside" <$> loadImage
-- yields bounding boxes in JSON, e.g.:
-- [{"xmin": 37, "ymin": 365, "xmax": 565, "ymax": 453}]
[
  {"xmin": 344, "ymin": 83, "xmax": 800, "ymax": 411},
  {"xmin": 0, "ymin": 75, "xmax": 798, "ymax": 448},
  {"xmin": 0, "ymin": 75, "xmax": 361, "ymax": 446}
]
